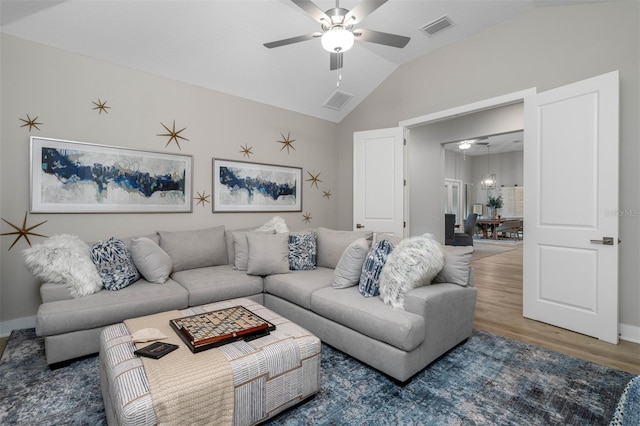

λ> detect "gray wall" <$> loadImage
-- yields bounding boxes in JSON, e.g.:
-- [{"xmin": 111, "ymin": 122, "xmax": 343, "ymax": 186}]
[
  {"xmin": 0, "ymin": 35, "xmax": 339, "ymax": 332},
  {"xmin": 338, "ymin": 2, "xmax": 639, "ymax": 334}
]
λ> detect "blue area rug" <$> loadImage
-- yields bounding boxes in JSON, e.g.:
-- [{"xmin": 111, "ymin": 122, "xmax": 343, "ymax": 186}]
[{"xmin": 0, "ymin": 328, "xmax": 634, "ymax": 425}]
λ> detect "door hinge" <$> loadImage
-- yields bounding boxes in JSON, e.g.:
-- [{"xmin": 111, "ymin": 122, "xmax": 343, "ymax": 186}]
[
  {"xmin": 403, "ymin": 221, "xmax": 406, "ymax": 228},
  {"xmin": 403, "ymin": 179, "xmax": 406, "ymax": 186},
  {"xmin": 403, "ymin": 139, "xmax": 407, "ymax": 146}
]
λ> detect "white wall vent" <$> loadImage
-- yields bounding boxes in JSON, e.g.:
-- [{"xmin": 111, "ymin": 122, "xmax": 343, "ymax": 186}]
[
  {"xmin": 323, "ymin": 90, "xmax": 353, "ymax": 111},
  {"xmin": 420, "ymin": 15, "xmax": 454, "ymax": 36}
]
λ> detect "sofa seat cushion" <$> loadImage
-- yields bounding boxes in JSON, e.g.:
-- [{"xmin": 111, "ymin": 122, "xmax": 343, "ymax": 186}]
[
  {"xmin": 264, "ymin": 267, "xmax": 334, "ymax": 310},
  {"xmin": 171, "ymin": 265, "xmax": 264, "ymax": 306},
  {"xmin": 310, "ymin": 286, "xmax": 425, "ymax": 352},
  {"xmin": 36, "ymin": 279, "xmax": 188, "ymax": 337}
]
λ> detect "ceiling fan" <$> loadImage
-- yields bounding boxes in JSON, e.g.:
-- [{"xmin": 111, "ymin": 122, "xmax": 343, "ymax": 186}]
[{"xmin": 263, "ymin": 0, "xmax": 410, "ymax": 70}]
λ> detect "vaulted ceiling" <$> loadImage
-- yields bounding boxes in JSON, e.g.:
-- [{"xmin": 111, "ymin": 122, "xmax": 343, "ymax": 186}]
[{"xmin": 1, "ymin": 0, "xmax": 611, "ymax": 123}]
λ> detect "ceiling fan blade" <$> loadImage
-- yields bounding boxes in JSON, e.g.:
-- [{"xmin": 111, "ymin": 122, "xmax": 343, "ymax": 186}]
[
  {"xmin": 330, "ymin": 52, "xmax": 343, "ymax": 70},
  {"xmin": 291, "ymin": 0, "xmax": 331, "ymax": 23},
  {"xmin": 263, "ymin": 33, "xmax": 321, "ymax": 49},
  {"xmin": 353, "ymin": 28, "xmax": 410, "ymax": 48},
  {"xmin": 345, "ymin": 0, "xmax": 388, "ymax": 25}
]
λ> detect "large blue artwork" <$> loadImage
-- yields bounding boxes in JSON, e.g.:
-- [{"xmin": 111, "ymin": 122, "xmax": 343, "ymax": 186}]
[
  {"xmin": 213, "ymin": 159, "xmax": 302, "ymax": 212},
  {"xmin": 30, "ymin": 137, "xmax": 193, "ymax": 213}
]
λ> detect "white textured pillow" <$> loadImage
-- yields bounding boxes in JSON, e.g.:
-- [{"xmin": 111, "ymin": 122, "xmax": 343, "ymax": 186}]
[
  {"xmin": 130, "ymin": 237, "xmax": 172, "ymax": 283},
  {"xmin": 23, "ymin": 234, "xmax": 103, "ymax": 297},
  {"xmin": 379, "ymin": 234, "xmax": 444, "ymax": 309},
  {"xmin": 254, "ymin": 216, "xmax": 290, "ymax": 233},
  {"xmin": 246, "ymin": 232, "xmax": 290, "ymax": 275},
  {"xmin": 332, "ymin": 238, "xmax": 370, "ymax": 289}
]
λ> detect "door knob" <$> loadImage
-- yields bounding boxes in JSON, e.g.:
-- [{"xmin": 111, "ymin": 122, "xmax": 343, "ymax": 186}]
[
  {"xmin": 356, "ymin": 224, "xmax": 365, "ymax": 229},
  {"xmin": 590, "ymin": 237, "xmax": 614, "ymax": 245}
]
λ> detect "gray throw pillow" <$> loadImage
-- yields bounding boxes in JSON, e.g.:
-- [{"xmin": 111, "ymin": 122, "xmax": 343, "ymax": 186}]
[
  {"xmin": 332, "ymin": 238, "xmax": 370, "ymax": 289},
  {"xmin": 233, "ymin": 231, "xmax": 251, "ymax": 271},
  {"xmin": 158, "ymin": 226, "xmax": 227, "ymax": 272},
  {"xmin": 129, "ymin": 237, "xmax": 172, "ymax": 283},
  {"xmin": 317, "ymin": 227, "xmax": 373, "ymax": 269},
  {"xmin": 432, "ymin": 245, "xmax": 473, "ymax": 286},
  {"xmin": 246, "ymin": 232, "xmax": 291, "ymax": 276}
]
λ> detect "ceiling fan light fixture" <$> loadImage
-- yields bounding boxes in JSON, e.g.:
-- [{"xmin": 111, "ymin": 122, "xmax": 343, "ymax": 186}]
[
  {"xmin": 321, "ymin": 27, "xmax": 354, "ymax": 53},
  {"xmin": 458, "ymin": 140, "xmax": 473, "ymax": 150}
]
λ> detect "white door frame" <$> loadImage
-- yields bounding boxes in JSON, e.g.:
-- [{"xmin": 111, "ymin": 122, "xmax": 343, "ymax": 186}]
[
  {"xmin": 399, "ymin": 89, "xmax": 536, "ymax": 234},
  {"xmin": 444, "ymin": 178, "xmax": 464, "ymax": 226}
]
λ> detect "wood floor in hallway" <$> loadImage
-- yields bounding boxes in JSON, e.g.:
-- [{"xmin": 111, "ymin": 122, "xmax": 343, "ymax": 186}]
[{"xmin": 472, "ymin": 243, "xmax": 639, "ymax": 374}]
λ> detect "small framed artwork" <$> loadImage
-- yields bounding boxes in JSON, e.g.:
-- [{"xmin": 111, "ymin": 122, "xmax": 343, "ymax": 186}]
[
  {"xmin": 473, "ymin": 204, "xmax": 484, "ymax": 215},
  {"xmin": 213, "ymin": 158, "xmax": 302, "ymax": 212},
  {"xmin": 30, "ymin": 137, "xmax": 193, "ymax": 213}
]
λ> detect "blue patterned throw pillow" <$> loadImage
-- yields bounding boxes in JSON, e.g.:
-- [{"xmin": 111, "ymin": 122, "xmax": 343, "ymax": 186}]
[
  {"xmin": 359, "ymin": 239, "xmax": 394, "ymax": 297},
  {"xmin": 91, "ymin": 237, "xmax": 140, "ymax": 290},
  {"xmin": 289, "ymin": 232, "xmax": 317, "ymax": 270}
]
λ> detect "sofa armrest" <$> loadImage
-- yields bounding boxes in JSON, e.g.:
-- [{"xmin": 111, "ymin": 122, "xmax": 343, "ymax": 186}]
[
  {"xmin": 40, "ymin": 282, "xmax": 74, "ymax": 303},
  {"xmin": 403, "ymin": 283, "xmax": 477, "ymax": 342}
]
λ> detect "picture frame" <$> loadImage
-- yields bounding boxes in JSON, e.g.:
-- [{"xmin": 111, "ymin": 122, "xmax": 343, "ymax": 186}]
[
  {"xmin": 473, "ymin": 204, "xmax": 484, "ymax": 215},
  {"xmin": 30, "ymin": 137, "xmax": 193, "ymax": 213},
  {"xmin": 213, "ymin": 158, "xmax": 302, "ymax": 212}
]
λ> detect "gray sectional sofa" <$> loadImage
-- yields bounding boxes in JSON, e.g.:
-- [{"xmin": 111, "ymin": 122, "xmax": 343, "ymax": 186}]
[{"xmin": 34, "ymin": 224, "xmax": 477, "ymax": 383}]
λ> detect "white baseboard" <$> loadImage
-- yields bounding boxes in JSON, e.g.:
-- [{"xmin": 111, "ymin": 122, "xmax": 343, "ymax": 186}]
[
  {"xmin": 619, "ymin": 323, "xmax": 640, "ymax": 344},
  {"xmin": 0, "ymin": 315, "xmax": 36, "ymax": 338}
]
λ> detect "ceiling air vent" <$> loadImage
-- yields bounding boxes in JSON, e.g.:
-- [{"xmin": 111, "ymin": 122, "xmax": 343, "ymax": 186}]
[
  {"xmin": 323, "ymin": 90, "xmax": 353, "ymax": 111},
  {"xmin": 420, "ymin": 15, "xmax": 454, "ymax": 36}
]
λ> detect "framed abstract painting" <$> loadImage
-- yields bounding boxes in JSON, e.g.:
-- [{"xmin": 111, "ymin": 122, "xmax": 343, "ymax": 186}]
[
  {"xmin": 30, "ymin": 137, "xmax": 193, "ymax": 213},
  {"xmin": 213, "ymin": 158, "xmax": 302, "ymax": 212}
]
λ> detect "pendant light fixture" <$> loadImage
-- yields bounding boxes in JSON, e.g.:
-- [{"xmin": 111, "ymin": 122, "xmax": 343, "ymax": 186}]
[{"xmin": 481, "ymin": 145, "xmax": 496, "ymax": 190}]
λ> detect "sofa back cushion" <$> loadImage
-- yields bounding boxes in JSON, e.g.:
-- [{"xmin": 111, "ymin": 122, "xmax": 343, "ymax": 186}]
[
  {"xmin": 316, "ymin": 227, "xmax": 373, "ymax": 269},
  {"xmin": 158, "ymin": 226, "xmax": 227, "ymax": 272}
]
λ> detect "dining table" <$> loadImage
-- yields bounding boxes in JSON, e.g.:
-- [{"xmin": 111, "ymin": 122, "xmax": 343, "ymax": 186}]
[{"xmin": 475, "ymin": 218, "xmax": 505, "ymax": 240}]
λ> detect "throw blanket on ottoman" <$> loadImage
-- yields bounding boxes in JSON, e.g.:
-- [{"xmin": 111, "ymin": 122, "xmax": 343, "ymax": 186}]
[{"xmin": 124, "ymin": 311, "xmax": 234, "ymax": 425}]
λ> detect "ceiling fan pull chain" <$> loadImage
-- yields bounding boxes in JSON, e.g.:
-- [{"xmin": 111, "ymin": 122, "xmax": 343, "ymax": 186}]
[{"xmin": 337, "ymin": 73, "xmax": 342, "ymax": 88}]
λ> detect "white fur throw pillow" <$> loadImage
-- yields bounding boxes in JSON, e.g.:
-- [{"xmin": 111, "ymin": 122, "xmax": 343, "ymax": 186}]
[
  {"xmin": 378, "ymin": 234, "xmax": 444, "ymax": 309},
  {"xmin": 254, "ymin": 216, "xmax": 289, "ymax": 233},
  {"xmin": 23, "ymin": 234, "xmax": 103, "ymax": 297}
]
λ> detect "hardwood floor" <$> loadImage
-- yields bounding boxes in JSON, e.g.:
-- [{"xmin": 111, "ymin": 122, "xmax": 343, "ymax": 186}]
[
  {"xmin": 0, "ymin": 336, "xmax": 7, "ymax": 358},
  {"xmin": 472, "ymin": 243, "xmax": 640, "ymax": 375}
]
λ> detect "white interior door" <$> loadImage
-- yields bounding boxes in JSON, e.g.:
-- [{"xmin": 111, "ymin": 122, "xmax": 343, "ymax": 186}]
[
  {"xmin": 523, "ymin": 71, "xmax": 619, "ymax": 344},
  {"xmin": 353, "ymin": 127, "xmax": 404, "ymax": 236}
]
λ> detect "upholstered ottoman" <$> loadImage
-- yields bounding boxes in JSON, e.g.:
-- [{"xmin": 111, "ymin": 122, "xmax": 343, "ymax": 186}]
[{"xmin": 99, "ymin": 298, "xmax": 321, "ymax": 425}]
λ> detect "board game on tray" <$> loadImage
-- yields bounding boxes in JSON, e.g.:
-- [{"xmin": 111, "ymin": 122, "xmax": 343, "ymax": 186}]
[{"xmin": 170, "ymin": 305, "xmax": 276, "ymax": 353}]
